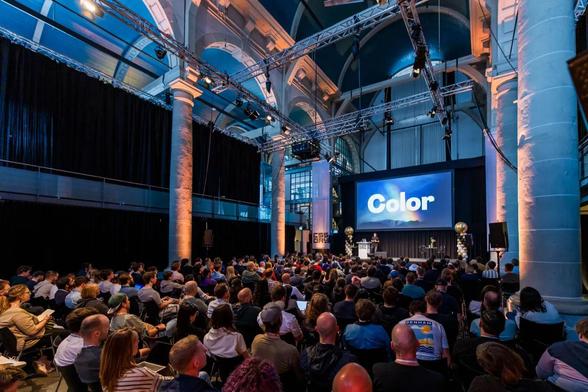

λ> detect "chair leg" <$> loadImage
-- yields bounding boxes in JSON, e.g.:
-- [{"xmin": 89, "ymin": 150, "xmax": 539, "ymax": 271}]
[{"xmin": 55, "ymin": 374, "xmax": 63, "ymax": 392}]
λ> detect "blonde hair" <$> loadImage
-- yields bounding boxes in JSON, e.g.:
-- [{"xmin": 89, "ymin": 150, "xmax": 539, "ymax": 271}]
[
  {"xmin": 476, "ymin": 342, "xmax": 525, "ymax": 385},
  {"xmin": 99, "ymin": 328, "xmax": 138, "ymax": 391},
  {"xmin": 81, "ymin": 283, "xmax": 99, "ymax": 300},
  {"xmin": 0, "ymin": 285, "xmax": 29, "ymax": 314},
  {"xmin": 226, "ymin": 266, "xmax": 237, "ymax": 281}
]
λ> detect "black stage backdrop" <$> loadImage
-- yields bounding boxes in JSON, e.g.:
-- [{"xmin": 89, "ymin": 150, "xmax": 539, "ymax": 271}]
[
  {"xmin": 0, "ymin": 38, "xmax": 259, "ymax": 204},
  {"xmin": 0, "ymin": 200, "xmax": 294, "ymax": 277},
  {"xmin": 336, "ymin": 158, "xmax": 487, "ymax": 259}
]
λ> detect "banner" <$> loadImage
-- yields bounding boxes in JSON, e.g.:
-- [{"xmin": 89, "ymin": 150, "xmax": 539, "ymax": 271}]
[{"xmin": 311, "ymin": 160, "xmax": 331, "ymax": 249}]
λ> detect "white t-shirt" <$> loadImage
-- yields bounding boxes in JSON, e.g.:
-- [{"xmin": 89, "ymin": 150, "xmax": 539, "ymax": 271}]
[
  {"xmin": 402, "ymin": 314, "xmax": 448, "ymax": 361},
  {"xmin": 54, "ymin": 334, "xmax": 84, "ymax": 367},
  {"xmin": 203, "ymin": 328, "xmax": 246, "ymax": 358}
]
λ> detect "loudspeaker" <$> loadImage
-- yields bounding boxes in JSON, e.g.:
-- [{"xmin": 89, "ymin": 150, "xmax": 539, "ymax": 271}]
[
  {"xmin": 203, "ymin": 229, "xmax": 214, "ymax": 248},
  {"xmin": 489, "ymin": 222, "xmax": 508, "ymax": 249}
]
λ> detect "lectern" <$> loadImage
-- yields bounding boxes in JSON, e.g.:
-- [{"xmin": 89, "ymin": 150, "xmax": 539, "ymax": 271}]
[{"xmin": 357, "ymin": 240, "xmax": 370, "ymax": 259}]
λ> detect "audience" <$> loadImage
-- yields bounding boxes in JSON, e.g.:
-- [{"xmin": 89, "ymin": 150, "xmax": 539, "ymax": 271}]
[
  {"xmin": 203, "ymin": 303, "xmax": 249, "ymax": 360},
  {"xmin": 224, "ymin": 357, "xmax": 283, "ymax": 392},
  {"xmin": 373, "ymin": 323, "xmax": 445, "ymax": 392},
  {"xmin": 257, "ymin": 285, "xmax": 303, "ymax": 342},
  {"xmin": 343, "ymin": 299, "xmax": 391, "ymax": 356},
  {"xmin": 65, "ymin": 276, "xmax": 88, "ymax": 309},
  {"xmin": 163, "ymin": 335, "xmax": 216, "ymax": 391},
  {"xmin": 375, "ymin": 286, "xmax": 409, "ymax": 336},
  {"xmin": 515, "ymin": 287, "xmax": 562, "ymax": 327},
  {"xmin": 54, "ymin": 307, "xmax": 98, "ymax": 368},
  {"xmin": 332, "ymin": 363, "xmax": 372, "ymax": 392},
  {"xmin": 108, "ymin": 293, "xmax": 164, "ymax": 337},
  {"xmin": 233, "ymin": 287, "xmax": 262, "ymax": 346},
  {"xmin": 401, "ymin": 272, "xmax": 425, "ymax": 299},
  {"xmin": 207, "ymin": 283, "xmax": 231, "ymax": 318},
  {"xmin": 75, "ymin": 314, "xmax": 110, "ymax": 388},
  {"xmin": 76, "ymin": 283, "xmax": 108, "ymax": 315},
  {"xmin": 33, "ymin": 270, "xmax": 59, "ymax": 300}
]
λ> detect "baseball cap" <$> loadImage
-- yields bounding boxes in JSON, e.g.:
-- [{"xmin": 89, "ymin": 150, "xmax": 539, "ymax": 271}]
[
  {"xmin": 107, "ymin": 293, "xmax": 127, "ymax": 315},
  {"xmin": 259, "ymin": 306, "xmax": 282, "ymax": 325}
]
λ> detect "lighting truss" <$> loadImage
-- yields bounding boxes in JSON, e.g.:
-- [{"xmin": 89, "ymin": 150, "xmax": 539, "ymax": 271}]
[
  {"xmin": 0, "ymin": 25, "xmax": 259, "ymax": 148},
  {"xmin": 92, "ymin": 0, "xmax": 309, "ymax": 139},
  {"xmin": 261, "ymin": 79, "xmax": 474, "ymax": 153},
  {"xmin": 576, "ymin": 0, "xmax": 587, "ymax": 21},
  {"xmin": 227, "ymin": 0, "xmax": 425, "ymax": 85},
  {"xmin": 398, "ymin": 0, "xmax": 448, "ymax": 129}
]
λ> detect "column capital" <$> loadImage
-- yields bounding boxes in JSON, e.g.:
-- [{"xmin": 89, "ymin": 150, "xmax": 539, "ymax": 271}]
[{"xmin": 168, "ymin": 78, "xmax": 202, "ymax": 107}]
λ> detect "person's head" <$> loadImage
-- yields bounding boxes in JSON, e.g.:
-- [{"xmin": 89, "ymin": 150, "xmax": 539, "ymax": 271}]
[
  {"xmin": 366, "ymin": 266, "xmax": 377, "ymax": 278},
  {"xmin": 80, "ymin": 314, "xmax": 110, "ymax": 344},
  {"xmin": 247, "ymin": 261, "xmax": 256, "ymax": 271},
  {"xmin": 425, "ymin": 290, "xmax": 443, "ymax": 311},
  {"xmin": 281, "ymin": 273, "xmax": 291, "ymax": 285},
  {"xmin": 519, "ymin": 287, "xmax": 546, "ymax": 313},
  {"xmin": 0, "ymin": 285, "xmax": 30, "ymax": 313},
  {"xmin": 31, "ymin": 271, "xmax": 44, "ymax": 281},
  {"xmin": 511, "ymin": 258, "xmax": 519, "ymax": 267},
  {"xmin": 100, "ymin": 328, "xmax": 140, "ymax": 391},
  {"xmin": 405, "ymin": 272, "xmax": 416, "ymax": 284},
  {"xmin": 237, "ymin": 288, "xmax": 253, "ymax": 304},
  {"xmin": 45, "ymin": 270, "xmax": 59, "ymax": 283},
  {"xmin": 117, "ymin": 273, "xmax": 131, "ymax": 287},
  {"xmin": 312, "ymin": 269, "xmax": 322, "ymax": 281},
  {"xmin": 355, "ymin": 299, "xmax": 376, "ymax": 322},
  {"xmin": 480, "ymin": 310, "xmax": 506, "ymax": 337},
  {"xmin": 226, "ymin": 266, "xmax": 236, "ymax": 278},
  {"xmin": 214, "ymin": 283, "xmax": 229, "ymax": 300},
  {"xmin": 504, "ymin": 263, "xmax": 514, "ymax": 273},
  {"xmin": 80, "ymin": 283, "xmax": 100, "ymax": 300},
  {"xmin": 108, "ymin": 293, "xmax": 130, "ymax": 315},
  {"xmin": 391, "ymin": 323, "xmax": 419, "ymax": 360},
  {"xmin": 409, "ymin": 300, "xmax": 426, "ymax": 315},
  {"xmin": 316, "ymin": 312, "xmax": 338, "ymax": 344},
  {"xmin": 345, "ymin": 284, "xmax": 358, "ymax": 300},
  {"xmin": 575, "ymin": 318, "xmax": 588, "ymax": 342},
  {"xmin": 73, "ymin": 276, "xmax": 88, "ymax": 289},
  {"xmin": 163, "ymin": 271, "xmax": 173, "ymax": 281},
  {"xmin": 482, "ymin": 286, "xmax": 501, "ymax": 310},
  {"xmin": 142, "ymin": 271, "xmax": 156, "ymax": 286},
  {"xmin": 223, "ymin": 357, "xmax": 282, "ymax": 392},
  {"xmin": 176, "ymin": 301, "xmax": 199, "ymax": 337},
  {"xmin": 382, "ymin": 286, "xmax": 399, "ymax": 307},
  {"xmin": 487, "ymin": 261, "xmax": 496, "ymax": 271},
  {"xmin": 0, "ymin": 365, "xmax": 26, "ymax": 392},
  {"xmin": 211, "ymin": 304, "xmax": 234, "ymax": 330},
  {"xmin": 476, "ymin": 342, "xmax": 526, "ymax": 385},
  {"xmin": 259, "ymin": 306, "xmax": 282, "ymax": 333},
  {"xmin": 183, "ymin": 280, "xmax": 198, "ymax": 297},
  {"xmin": 306, "ymin": 293, "xmax": 329, "ymax": 324},
  {"xmin": 56, "ymin": 277, "xmax": 69, "ymax": 291},
  {"xmin": 65, "ymin": 307, "xmax": 99, "ymax": 334},
  {"xmin": 169, "ymin": 335, "xmax": 208, "ymax": 376},
  {"xmin": 332, "ymin": 363, "xmax": 372, "ymax": 392},
  {"xmin": 435, "ymin": 278, "xmax": 448, "ymax": 293},
  {"xmin": 171, "ymin": 261, "xmax": 180, "ymax": 272},
  {"xmin": 16, "ymin": 265, "xmax": 31, "ymax": 277},
  {"xmin": 270, "ymin": 284, "xmax": 286, "ymax": 302}
]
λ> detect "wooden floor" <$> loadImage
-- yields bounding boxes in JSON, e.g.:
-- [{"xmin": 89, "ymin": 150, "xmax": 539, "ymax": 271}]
[{"xmin": 17, "ymin": 372, "xmax": 65, "ymax": 392}]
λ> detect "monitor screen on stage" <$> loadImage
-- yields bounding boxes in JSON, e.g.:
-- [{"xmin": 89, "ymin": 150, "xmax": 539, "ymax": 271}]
[{"xmin": 355, "ymin": 171, "xmax": 453, "ymax": 231}]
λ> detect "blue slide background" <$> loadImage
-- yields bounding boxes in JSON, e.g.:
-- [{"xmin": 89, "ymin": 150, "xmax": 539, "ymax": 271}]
[{"xmin": 356, "ymin": 171, "xmax": 453, "ymax": 230}]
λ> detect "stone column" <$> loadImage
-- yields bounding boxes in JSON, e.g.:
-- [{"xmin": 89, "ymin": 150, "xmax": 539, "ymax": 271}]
[
  {"xmin": 494, "ymin": 77, "xmax": 519, "ymax": 263},
  {"xmin": 517, "ymin": 0, "xmax": 582, "ymax": 302},
  {"xmin": 168, "ymin": 77, "xmax": 201, "ymax": 263},
  {"xmin": 270, "ymin": 148, "xmax": 286, "ymax": 256}
]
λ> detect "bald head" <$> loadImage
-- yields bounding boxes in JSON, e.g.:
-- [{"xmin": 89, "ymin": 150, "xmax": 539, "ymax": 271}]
[
  {"xmin": 183, "ymin": 280, "xmax": 198, "ymax": 297},
  {"xmin": 391, "ymin": 323, "xmax": 418, "ymax": 359},
  {"xmin": 281, "ymin": 273, "xmax": 291, "ymax": 284},
  {"xmin": 333, "ymin": 363, "xmax": 372, "ymax": 392},
  {"xmin": 237, "ymin": 288, "xmax": 252, "ymax": 304},
  {"xmin": 316, "ymin": 312, "xmax": 338, "ymax": 343}
]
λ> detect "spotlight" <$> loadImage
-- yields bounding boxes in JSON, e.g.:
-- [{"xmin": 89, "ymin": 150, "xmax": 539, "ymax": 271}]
[
  {"xmin": 441, "ymin": 116, "xmax": 448, "ymax": 126},
  {"xmin": 281, "ymin": 125, "xmax": 291, "ymax": 136},
  {"xmin": 428, "ymin": 106, "xmax": 437, "ymax": 118},
  {"xmin": 430, "ymin": 80, "xmax": 439, "ymax": 91},
  {"xmin": 244, "ymin": 105, "xmax": 253, "ymax": 117},
  {"xmin": 235, "ymin": 96, "xmax": 244, "ymax": 107},
  {"xmin": 154, "ymin": 46, "xmax": 167, "ymax": 60},
  {"xmin": 81, "ymin": 0, "xmax": 104, "ymax": 18},
  {"xmin": 245, "ymin": 107, "xmax": 259, "ymax": 121},
  {"xmin": 411, "ymin": 68, "xmax": 421, "ymax": 78},
  {"xmin": 442, "ymin": 127, "xmax": 452, "ymax": 140},
  {"xmin": 412, "ymin": 45, "xmax": 426, "ymax": 78},
  {"xmin": 265, "ymin": 114, "xmax": 274, "ymax": 124},
  {"xmin": 203, "ymin": 76, "xmax": 213, "ymax": 85},
  {"xmin": 265, "ymin": 80, "xmax": 272, "ymax": 93},
  {"xmin": 384, "ymin": 112, "xmax": 394, "ymax": 126}
]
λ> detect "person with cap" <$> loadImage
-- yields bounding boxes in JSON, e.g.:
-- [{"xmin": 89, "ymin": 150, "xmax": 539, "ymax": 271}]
[
  {"xmin": 108, "ymin": 293, "xmax": 165, "ymax": 337},
  {"xmin": 252, "ymin": 306, "xmax": 302, "ymax": 379},
  {"xmin": 332, "ymin": 363, "xmax": 372, "ymax": 392},
  {"xmin": 401, "ymin": 272, "xmax": 425, "ymax": 300}
]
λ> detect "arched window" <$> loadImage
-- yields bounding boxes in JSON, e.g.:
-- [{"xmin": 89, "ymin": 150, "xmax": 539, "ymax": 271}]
[{"xmin": 334, "ymin": 138, "xmax": 354, "ymax": 175}]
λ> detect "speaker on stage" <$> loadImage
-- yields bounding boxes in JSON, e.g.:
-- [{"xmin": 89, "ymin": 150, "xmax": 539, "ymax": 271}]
[{"xmin": 489, "ymin": 222, "xmax": 508, "ymax": 249}]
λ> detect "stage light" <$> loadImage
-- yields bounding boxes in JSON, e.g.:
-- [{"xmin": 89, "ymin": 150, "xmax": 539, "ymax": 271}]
[
  {"xmin": 81, "ymin": 0, "xmax": 104, "ymax": 18},
  {"xmin": 155, "ymin": 46, "xmax": 167, "ymax": 60},
  {"xmin": 412, "ymin": 45, "xmax": 426, "ymax": 78},
  {"xmin": 430, "ymin": 81, "xmax": 439, "ymax": 91},
  {"xmin": 265, "ymin": 80, "xmax": 272, "ymax": 93},
  {"xmin": 411, "ymin": 68, "xmax": 421, "ymax": 78},
  {"xmin": 384, "ymin": 112, "xmax": 394, "ymax": 126},
  {"xmin": 203, "ymin": 76, "xmax": 213, "ymax": 85},
  {"xmin": 235, "ymin": 96, "xmax": 244, "ymax": 107},
  {"xmin": 281, "ymin": 125, "xmax": 291, "ymax": 136},
  {"xmin": 442, "ymin": 127, "xmax": 452, "ymax": 140},
  {"xmin": 441, "ymin": 116, "xmax": 448, "ymax": 126},
  {"xmin": 244, "ymin": 106, "xmax": 253, "ymax": 118},
  {"xmin": 244, "ymin": 106, "xmax": 259, "ymax": 121},
  {"xmin": 265, "ymin": 114, "xmax": 274, "ymax": 124},
  {"xmin": 428, "ymin": 106, "xmax": 437, "ymax": 118}
]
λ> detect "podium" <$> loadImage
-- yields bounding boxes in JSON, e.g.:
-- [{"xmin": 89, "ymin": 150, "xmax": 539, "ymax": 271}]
[{"xmin": 357, "ymin": 241, "xmax": 370, "ymax": 259}]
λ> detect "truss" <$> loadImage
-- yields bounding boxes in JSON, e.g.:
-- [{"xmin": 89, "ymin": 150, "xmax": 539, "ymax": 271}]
[
  {"xmin": 576, "ymin": 0, "xmax": 587, "ymax": 21},
  {"xmin": 228, "ymin": 0, "xmax": 412, "ymax": 85},
  {"xmin": 261, "ymin": 79, "xmax": 474, "ymax": 153},
  {"xmin": 398, "ymin": 0, "xmax": 448, "ymax": 129},
  {"xmin": 94, "ymin": 0, "xmax": 309, "ymax": 139}
]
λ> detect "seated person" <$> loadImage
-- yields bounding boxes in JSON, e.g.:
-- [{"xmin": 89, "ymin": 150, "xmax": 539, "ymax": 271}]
[
  {"xmin": 401, "ymin": 300, "xmax": 449, "ymax": 369},
  {"xmin": 501, "ymin": 263, "xmax": 519, "ymax": 285},
  {"xmin": 99, "ymin": 328, "xmax": 172, "ymax": 391},
  {"xmin": 54, "ymin": 277, "xmax": 70, "ymax": 308},
  {"xmin": 332, "ymin": 363, "xmax": 372, "ymax": 392},
  {"xmin": 233, "ymin": 288, "xmax": 262, "ymax": 347},
  {"xmin": 333, "ymin": 284, "xmax": 359, "ymax": 327},
  {"xmin": 470, "ymin": 288, "xmax": 517, "ymax": 342},
  {"xmin": 207, "ymin": 283, "xmax": 231, "ymax": 319},
  {"xmin": 203, "ymin": 304, "xmax": 249, "ymax": 360},
  {"xmin": 54, "ymin": 307, "xmax": 98, "ymax": 368},
  {"xmin": 0, "ymin": 285, "xmax": 52, "ymax": 351},
  {"xmin": 138, "ymin": 272, "xmax": 175, "ymax": 310},
  {"xmin": 536, "ymin": 318, "xmax": 588, "ymax": 392},
  {"xmin": 118, "ymin": 273, "xmax": 138, "ymax": 299},
  {"xmin": 161, "ymin": 335, "xmax": 216, "ymax": 392},
  {"xmin": 65, "ymin": 276, "xmax": 88, "ymax": 309},
  {"xmin": 343, "ymin": 299, "xmax": 390, "ymax": 356},
  {"xmin": 174, "ymin": 301, "xmax": 206, "ymax": 341},
  {"xmin": 425, "ymin": 290, "xmax": 459, "ymax": 349},
  {"xmin": 32, "ymin": 270, "xmax": 59, "ymax": 300},
  {"xmin": 301, "ymin": 312, "xmax": 357, "ymax": 392},
  {"xmin": 360, "ymin": 266, "xmax": 382, "ymax": 291},
  {"xmin": 223, "ymin": 357, "xmax": 282, "ymax": 392},
  {"xmin": 0, "ymin": 365, "xmax": 26, "ymax": 392},
  {"xmin": 160, "ymin": 271, "xmax": 183, "ymax": 296},
  {"xmin": 257, "ymin": 285, "xmax": 303, "ymax": 343},
  {"xmin": 375, "ymin": 286, "xmax": 409, "ymax": 336},
  {"xmin": 76, "ymin": 283, "xmax": 108, "ymax": 315},
  {"xmin": 74, "ymin": 314, "xmax": 110, "ymax": 387},
  {"xmin": 513, "ymin": 287, "xmax": 562, "ymax": 327},
  {"xmin": 373, "ymin": 324, "xmax": 445, "ymax": 392},
  {"xmin": 470, "ymin": 342, "xmax": 553, "ymax": 392},
  {"xmin": 108, "ymin": 293, "xmax": 164, "ymax": 338},
  {"xmin": 401, "ymin": 272, "xmax": 425, "ymax": 299}
]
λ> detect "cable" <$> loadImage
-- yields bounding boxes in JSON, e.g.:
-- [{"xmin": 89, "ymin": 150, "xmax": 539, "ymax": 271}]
[{"xmin": 477, "ymin": 0, "xmax": 518, "ymax": 75}]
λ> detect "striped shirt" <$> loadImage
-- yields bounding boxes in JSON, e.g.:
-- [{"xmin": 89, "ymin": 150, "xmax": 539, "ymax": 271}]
[
  {"xmin": 110, "ymin": 366, "xmax": 171, "ymax": 391},
  {"xmin": 482, "ymin": 269, "xmax": 499, "ymax": 279}
]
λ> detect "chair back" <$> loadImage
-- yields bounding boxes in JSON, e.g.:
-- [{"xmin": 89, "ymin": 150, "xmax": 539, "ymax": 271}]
[
  {"xmin": 519, "ymin": 318, "xmax": 566, "ymax": 345},
  {"xmin": 210, "ymin": 355, "xmax": 243, "ymax": 383},
  {"xmin": 397, "ymin": 294, "xmax": 413, "ymax": 309},
  {"xmin": 0, "ymin": 327, "xmax": 19, "ymax": 356},
  {"xmin": 57, "ymin": 365, "xmax": 88, "ymax": 392},
  {"xmin": 460, "ymin": 279, "xmax": 482, "ymax": 304},
  {"xmin": 347, "ymin": 347, "xmax": 389, "ymax": 376},
  {"xmin": 500, "ymin": 282, "xmax": 520, "ymax": 295},
  {"xmin": 145, "ymin": 341, "xmax": 173, "ymax": 366},
  {"xmin": 128, "ymin": 296, "xmax": 141, "ymax": 316},
  {"xmin": 140, "ymin": 300, "xmax": 160, "ymax": 325}
]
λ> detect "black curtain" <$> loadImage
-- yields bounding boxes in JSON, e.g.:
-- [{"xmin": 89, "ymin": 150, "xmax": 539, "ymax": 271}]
[{"xmin": 0, "ymin": 37, "xmax": 260, "ymax": 203}]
